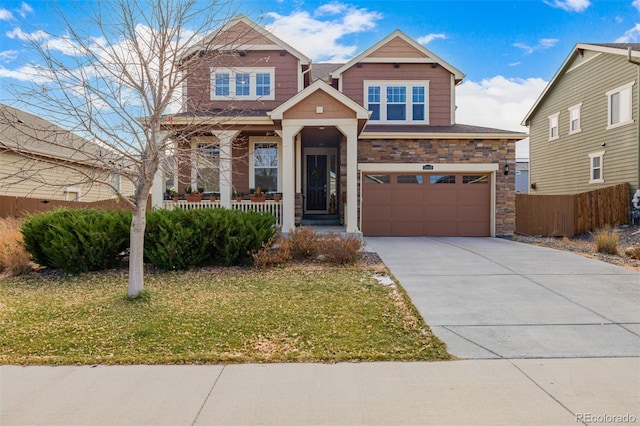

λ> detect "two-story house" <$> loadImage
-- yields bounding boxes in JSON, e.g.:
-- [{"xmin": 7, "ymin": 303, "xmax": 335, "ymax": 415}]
[
  {"xmin": 164, "ymin": 15, "xmax": 525, "ymax": 237},
  {"xmin": 522, "ymin": 43, "xmax": 640, "ymax": 200}
]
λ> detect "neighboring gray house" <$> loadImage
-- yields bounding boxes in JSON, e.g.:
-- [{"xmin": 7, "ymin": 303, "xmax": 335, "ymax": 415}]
[
  {"xmin": 515, "ymin": 161, "xmax": 529, "ymax": 193},
  {"xmin": 522, "ymin": 43, "xmax": 639, "ymax": 197}
]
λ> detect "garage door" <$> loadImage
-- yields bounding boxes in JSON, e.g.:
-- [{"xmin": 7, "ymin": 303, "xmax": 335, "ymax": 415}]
[{"xmin": 362, "ymin": 173, "xmax": 491, "ymax": 236}]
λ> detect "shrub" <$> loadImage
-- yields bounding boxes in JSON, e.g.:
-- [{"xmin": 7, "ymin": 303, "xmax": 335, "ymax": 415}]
[
  {"xmin": 286, "ymin": 226, "xmax": 322, "ymax": 260},
  {"xmin": 593, "ymin": 227, "xmax": 619, "ymax": 255},
  {"xmin": 0, "ymin": 218, "xmax": 32, "ymax": 276},
  {"xmin": 252, "ymin": 235, "xmax": 292, "ymax": 268},
  {"xmin": 144, "ymin": 208, "xmax": 276, "ymax": 271},
  {"xmin": 319, "ymin": 231, "xmax": 364, "ymax": 265},
  {"xmin": 625, "ymin": 246, "xmax": 640, "ymax": 260},
  {"xmin": 21, "ymin": 209, "xmax": 131, "ymax": 274}
]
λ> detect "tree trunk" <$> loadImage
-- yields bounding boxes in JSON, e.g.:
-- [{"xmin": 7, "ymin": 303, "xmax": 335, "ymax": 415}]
[{"xmin": 128, "ymin": 201, "xmax": 147, "ymax": 297}]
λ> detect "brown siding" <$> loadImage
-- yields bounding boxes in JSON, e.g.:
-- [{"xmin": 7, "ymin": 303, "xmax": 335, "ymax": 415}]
[
  {"xmin": 341, "ymin": 63, "xmax": 452, "ymax": 125},
  {"xmin": 214, "ymin": 21, "xmax": 273, "ymax": 47},
  {"xmin": 185, "ymin": 50, "xmax": 300, "ymax": 112},
  {"xmin": 357, "ymin": 138, "xmax": 517, "ymax": 236},
  {"xmin": 368, "ymin": 36, "xmax": 428, "ymax": 59},
  {"xmin": 284, "ymin": 91, "xmax": 356, "ymax": 120}
]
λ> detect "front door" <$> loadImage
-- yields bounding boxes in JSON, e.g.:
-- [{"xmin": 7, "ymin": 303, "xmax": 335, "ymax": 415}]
[{"xmin": 306, "ymin": 154, "xmax": 327, "ymax": 211}]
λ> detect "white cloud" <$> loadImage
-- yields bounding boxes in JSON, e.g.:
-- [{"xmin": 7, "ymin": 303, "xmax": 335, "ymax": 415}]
[
  {"xmin": 18, "ymin": 2, "xmax": 33, "ymax": 18},
  {"xmin": 0, "ymin": 50, "xmax": 18, "ymax": 62},
  {"xmin": 544, "ymin": 0, "xmax": 591, "ymax": 12},
  {"xmin": 456, "ymin": 75, "xmax": 548, "ymax": 133},
  {"xmin": 416, "ymin": 33, "xmax": 446, "ymax": 45},
  {"xmin": 6, "ymin": 27, "xmax": 48, "ymax": 42},
  {"xmin": 513, "ymin": 38, "xmax": 558, "ymax": 55},
  {"xmin": 616, "ymin": 23, "xmax": 640, "ymax": 42},
  {"xmin": 0, "ymin": 64, "xmax": 52, "ymax": 82},
  {"xmin": 0, "ymin": 9, "xmax": 13, "ymax": 21},
  {"xmin": 265, "ymin": 3, "xmax": 383, "ymax": 62},
  {"xmin": 633, "ymin": 0, "xmax": 640, "ymax": 12},
  {"xmin": 509, "ymin": 61, "xmax": 522, "ymax": 67}
]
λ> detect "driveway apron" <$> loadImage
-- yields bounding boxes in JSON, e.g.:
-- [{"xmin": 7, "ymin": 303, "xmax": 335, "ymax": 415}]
[{"xmin": 365, "ymin": 237, "xmax": 640, "ymax": 359}]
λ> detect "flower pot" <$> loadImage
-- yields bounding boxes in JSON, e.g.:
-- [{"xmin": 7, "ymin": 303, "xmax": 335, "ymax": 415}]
[
  {"xmin": 250, "ymin": 195, "xmax": 267, "ymax": 202},
  {"xmin": 185, "ymin": 194, "xmax": 203, "ymax": 202}
]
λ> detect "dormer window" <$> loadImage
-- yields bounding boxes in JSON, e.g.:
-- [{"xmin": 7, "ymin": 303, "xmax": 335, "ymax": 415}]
[
  {"xmin": 211, "ymin": 68, "xmax": 275, "ymax": 100},
  {"xmin": 364, "ymin": 81, "xmax": 429, "ymax": 123}
]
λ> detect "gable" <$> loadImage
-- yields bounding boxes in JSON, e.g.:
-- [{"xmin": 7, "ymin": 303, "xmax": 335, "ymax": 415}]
[
  {"xmin": 210, "ymin": 20, "xmax": 273, "ymax": 47},
  {"xmin": 283, "ymin": 90, "xmax": 357, "ymax": 120},
  {"xmin": 367, "ymin": 36, "xmax": 429, "ymax": 59}
]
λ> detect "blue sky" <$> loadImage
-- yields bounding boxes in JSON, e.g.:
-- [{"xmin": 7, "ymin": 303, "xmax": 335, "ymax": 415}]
[{"xmin": 1, "ymin": 0, "xmax": 639, "ymax": 157}]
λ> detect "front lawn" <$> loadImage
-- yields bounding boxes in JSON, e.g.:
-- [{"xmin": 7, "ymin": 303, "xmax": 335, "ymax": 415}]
[{"xmin": 0, "ymin": 265, "xmax": 450, "ymax": 364}]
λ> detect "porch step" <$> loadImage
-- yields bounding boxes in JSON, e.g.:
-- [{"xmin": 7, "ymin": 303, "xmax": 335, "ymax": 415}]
[
  {"xmin": 301, "ymin": 214, "xmax": 340, "ymax": 226},
  {"xmin": 301, "ymin": 219, "xmax": 341, "ymax": 226}
]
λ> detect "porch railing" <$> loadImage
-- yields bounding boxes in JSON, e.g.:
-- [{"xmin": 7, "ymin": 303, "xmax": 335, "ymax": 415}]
[{"xmin": 162, "ymin": 199, "xmax": 282, "ymax": 227}]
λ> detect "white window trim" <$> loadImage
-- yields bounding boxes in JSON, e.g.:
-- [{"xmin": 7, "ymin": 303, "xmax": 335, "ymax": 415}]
[
  {"xmin": 548, "ymin": 112, "xmax": 559, "ymax": 141},
  {"xmin": 210, "ymin": 67, "xmax": 275, "ymax": 101},
  {"xmin": 249, "ymin": 136, "xmax": 282, "ymax": 191},
  {"xmin": 363, "ymin": 80, "xmax": 430, "ymax": 124},
  {"xmin": 606, "ymin": 81, "xmax": 634, "ymax": 130},
  {"xmin": 568, "ymin": 103, "xmax": 582, "ymax": 134},
  {"xmin": 588, "ymin": 150, "xmax": 605, "ymax": 184},
  {"xmin": 65, "ymin": 187, "xmax": 81, "ymax": 201}
]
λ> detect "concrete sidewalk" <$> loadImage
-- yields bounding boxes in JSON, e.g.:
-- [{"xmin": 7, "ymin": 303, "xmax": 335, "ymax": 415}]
[{"xmin": 2, "ymin": 358, "xmax": 639, "ymax": 425}]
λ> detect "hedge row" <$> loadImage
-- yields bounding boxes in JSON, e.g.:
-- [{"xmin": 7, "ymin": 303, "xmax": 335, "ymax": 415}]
[{"xmin": 21, "ymin": 208, "xmax": 276, "ymax": 273}]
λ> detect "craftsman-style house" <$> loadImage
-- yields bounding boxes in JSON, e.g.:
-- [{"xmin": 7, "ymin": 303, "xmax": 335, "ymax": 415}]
[{"xmin": 163, "ymin": 16, "xmax": 525, "ymax": 237}]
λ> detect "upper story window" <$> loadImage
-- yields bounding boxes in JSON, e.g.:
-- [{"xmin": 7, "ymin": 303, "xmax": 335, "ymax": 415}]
[
  {"xmin": 548, "ymin": 113, "xmax": 559, "ymax": 140},
  {"xmin": 568, "ymin": 103, "xmax": 581, "ymax": 134},
  {"xmin": 364, "ymin": 81, "xmax": 429, "ymax": 123},
  {"xmin": 606, "ymin": 82, "xmax": 634, "ymax": 129},
  {"xmin": 211, "ymin": 68, "xmax": 275, "ymax": 101}
]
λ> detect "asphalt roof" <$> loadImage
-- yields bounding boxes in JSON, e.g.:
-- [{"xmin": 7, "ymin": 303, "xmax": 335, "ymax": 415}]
[
  {"xmin": 585, "ymin": 43, "xmax": 640, "ymax": 51},
  {"xmin": 363, "ymin": 123, "xmax": 525, "ymax": 135}
]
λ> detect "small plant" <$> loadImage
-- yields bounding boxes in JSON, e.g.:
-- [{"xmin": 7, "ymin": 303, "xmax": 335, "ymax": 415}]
[
  {"xmin": 319, "ymin": 231, "xmax": 364, "ymax": 265},
  {"xmin": 0, "ymin": 218, "xmax": 32, "ymax": 276},
  {"xmin": 197, "ymin": 187, "xmax": 205, "ymax": 194},
  {"xmin": 252, "ymin": 235, "xmax": 292, "ymax": 268},
  {"xmin": 593, "ymin": 227, "xmax": 619, "ymax": 255},
  {"xmin": 625, "ymin": 246, "xmax": 640, "ymax": 260},
  {"xmin": 185, "ymin": 186, "xmax": 193, "ymax": 194},
  {"xmin": 249, "ymin": 188, "xmax": 256, "ymax": 195},
  {"xmin": 287, "ymin": 226, "xmax": 322, "ymax": 260}
]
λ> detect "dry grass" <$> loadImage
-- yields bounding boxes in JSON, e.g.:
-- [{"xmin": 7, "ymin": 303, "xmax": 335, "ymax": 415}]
[
  {"xmin": 0, "ymin": 218, "xmax": 32, "ymax": 276},
  {"xmin": 625, "ymin": 246, "xmax": 640, "ymax": 260},
  {"xmin": 593, "ymin": 227, "xmax": 619, "ymax": 255},
  {"xmin": 0, "ymin": 265, "xmax": 449, "ymax": 365}
]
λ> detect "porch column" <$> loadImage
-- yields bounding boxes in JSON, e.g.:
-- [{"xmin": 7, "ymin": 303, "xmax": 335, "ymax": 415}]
[
  {"xmin": 339, "ymin": 123, "xmax": 360, "ymax": 234},
  {"xmin": 215, "ymin": 130, "xmax": 239, "ymax": 209},
  {"xmin": 280, "ymin": 124, "xmax": 302, "ymax": 232}
]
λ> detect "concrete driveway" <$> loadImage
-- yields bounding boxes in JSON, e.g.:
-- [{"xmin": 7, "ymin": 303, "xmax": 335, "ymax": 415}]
[{"xmin": 365, "ymin": 237, "xmax": 640, "ymax": 359}]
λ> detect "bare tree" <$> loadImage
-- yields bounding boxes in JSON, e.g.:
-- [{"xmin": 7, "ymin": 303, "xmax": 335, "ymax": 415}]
[{"xmin": 1, "ymin": 0, "xmax": 246, "ymax": 296}]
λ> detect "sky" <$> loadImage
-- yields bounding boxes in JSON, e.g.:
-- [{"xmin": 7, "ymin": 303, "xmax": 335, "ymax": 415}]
[{"xmin": 1, "ymin": 0, "xmax": 640, "ymax": 159}]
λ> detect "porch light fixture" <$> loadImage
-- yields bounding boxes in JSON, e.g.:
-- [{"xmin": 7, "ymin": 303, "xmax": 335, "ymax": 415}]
[
  {"xmin": 393, "ymin": 63, "xmax": 400, "ymax": 68},
  {"xmin": 238, "ymin": 50, "xmax": 247, "ymax": 56},
  {"xmin": 431, "ymin": 63, "xmax": 438, "ymax": 69},
  {"xmin": 504, "ymin": 163, "xmax": 509, "ymax": 175},
  {"xmin": 279, "ymin": 50, "xmax": 287, "ymax": 56}
]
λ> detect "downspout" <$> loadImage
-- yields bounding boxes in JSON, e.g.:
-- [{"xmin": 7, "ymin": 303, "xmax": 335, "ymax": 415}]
[{"xmin": 628, "ymin": 47, "xmax": 640, "ymax": 210}]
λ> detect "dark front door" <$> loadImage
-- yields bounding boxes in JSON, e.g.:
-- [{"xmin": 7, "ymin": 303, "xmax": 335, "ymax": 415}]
[{"xmin": 306, "ymin": 155, "xmax": 327, "ymax": 211}]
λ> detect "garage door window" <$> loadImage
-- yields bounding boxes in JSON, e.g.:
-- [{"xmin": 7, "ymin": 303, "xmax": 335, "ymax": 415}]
[
  {"xmin": 463, "ymin": 175, "xmax": 488, "ymax": 184},
  {"xmin": 364, "ymin": 174, "xmax": 390, "ymax": 184},
  {"xmin": 397, "ymin": 175, "xmax": 424, "ymax": 184},
  {"xmin": 429, "ymin": 175, "xmax": 456, "ymax": 184}
]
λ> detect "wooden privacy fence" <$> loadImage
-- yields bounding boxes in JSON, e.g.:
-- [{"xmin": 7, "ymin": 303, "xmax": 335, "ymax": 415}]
[
  {"xmin": 516, "ymin": 183, "xmax": 630, "ymax": 237},
  {"xmin": 0, "ymin": 195, "xmax": 136, "ymax": 218}
]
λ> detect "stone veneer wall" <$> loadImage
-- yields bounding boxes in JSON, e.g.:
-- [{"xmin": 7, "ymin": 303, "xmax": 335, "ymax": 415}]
[{"xmin": 356, "ymin": 138, "xmax": 517, "ymax": 236}]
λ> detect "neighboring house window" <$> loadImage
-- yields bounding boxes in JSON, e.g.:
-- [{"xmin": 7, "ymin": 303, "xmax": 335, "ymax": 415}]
[
  {"xmin": 110, "ymin": 174, "xmax": 121, "ymax": 197},
  {"xmin": 250, "ymin": 139, "xmax": 280, "ymax": 192},
  {"xmin": 589, "ymin": 151, "xmax": 605, "ymax": 184},
  {"xmin": 606, "ymin": 82, "xmax": 634, "ymax": 129},
  {"xmin": 196, "ymin": 142, "xmax": 220, "ymax": 191},
  {"xmin": 65, "ymin": 187, "xmax": 81, "ymax": 201},
  {"xmin": 548, "ymin": 113, "xmax": 559, "ymax": 140},
  {"xmin": 364, "ymin": 81, "xmax": 429, "ymax": 123},
  {"xmin": 211, "ymin": 68, "xmax": 275, "ymax": 100},
  {"xmin": 568, "ymin": 104, "xmax": 581, "ymax": 134}
]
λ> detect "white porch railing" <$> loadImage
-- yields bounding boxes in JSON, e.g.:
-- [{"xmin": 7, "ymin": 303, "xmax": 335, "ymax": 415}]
[{"xmin": 162, "ymin": 199, "xmax": 282, "ymax": 227}]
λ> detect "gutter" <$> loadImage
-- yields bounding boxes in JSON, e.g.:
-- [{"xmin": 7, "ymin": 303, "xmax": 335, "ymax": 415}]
[{"xmin": 629, "ymin": 47, "xmax": 640, "ymax": 199}]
